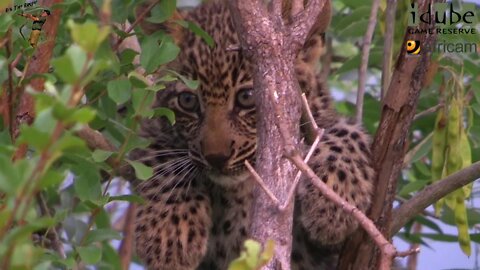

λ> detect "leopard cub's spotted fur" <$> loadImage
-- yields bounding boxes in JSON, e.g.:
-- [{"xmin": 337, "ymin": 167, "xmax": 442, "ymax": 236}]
[{"xmin": 131, "ymin": 1, "xmax": 374, "ymax": 269}]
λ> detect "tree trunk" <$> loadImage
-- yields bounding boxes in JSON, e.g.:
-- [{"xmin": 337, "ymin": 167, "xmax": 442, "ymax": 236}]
[{"xmin": 228, "ymin": 1, "xmax": 325, "ymax": 269}]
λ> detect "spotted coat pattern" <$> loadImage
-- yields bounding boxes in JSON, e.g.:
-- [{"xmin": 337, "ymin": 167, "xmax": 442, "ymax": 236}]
[{"xmin": 131, "ymin": 1, "xmax": 374, "ymax": 269}]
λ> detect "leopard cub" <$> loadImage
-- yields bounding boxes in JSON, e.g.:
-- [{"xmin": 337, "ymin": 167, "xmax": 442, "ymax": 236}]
[{"xmin": 131, "ymin": 1, "xmax": 374, "ymax": 269}]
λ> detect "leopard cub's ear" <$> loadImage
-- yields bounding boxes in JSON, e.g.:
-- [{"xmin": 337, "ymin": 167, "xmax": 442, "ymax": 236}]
[
  {"xmin": 135, "ymin": 1, "xmax": 186, "ymax": 44},
  {"xmin": 289, "ymin": 0, "xmax": 332, "ymax": 69}
]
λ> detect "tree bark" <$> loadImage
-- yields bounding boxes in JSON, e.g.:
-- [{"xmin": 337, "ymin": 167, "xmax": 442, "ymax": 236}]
[{"xmin": 228, "ymin": 1, "xmax": 324, "ymax": 269}]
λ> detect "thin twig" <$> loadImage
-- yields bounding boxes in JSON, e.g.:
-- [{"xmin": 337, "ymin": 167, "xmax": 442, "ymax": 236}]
[
  {"xmin": 245, "ymin": 160, "xmax": 281, "ymax": 206},
  {"xmin": 380, "ymin": 0, "xmax": 397, "ymax": 100},
  {"xmin": 36, "ymin": 193, "xmax": 66, "ymax": 258},
  {"xmin": 319, "ymin": 37, "xmax": 332, "ymax": 83},
  {"xmin": 291, "ymin": 0, "xmax": 325, "ymax": 48},
  {"xmin": 413, "ymin": 103, "xmax": 443, "ymax": 121},
  {"xmin": 397, "ymin": 247, "xmax": 420, "ymax": 258},
  {"xmin": 226, "ymin": 44, "xmax": 241, "ymax": 51},
  {"xmin": 279, "ymin": 129, "xmax": 322, "ymax": 211},
  {"xmin": 301, "ymin": 92, "xmax": 319, "ymax": 144},
  {"xmin": 119, "ymin": 203, "xmax": 136, "ymax": 270},
  {"xmin": 291, "ymin": 0, "xmax": 304, "ymax": 17},
  {"xmin": 355, "ymin": 0, "xmax": 381, "ymax": 123}
]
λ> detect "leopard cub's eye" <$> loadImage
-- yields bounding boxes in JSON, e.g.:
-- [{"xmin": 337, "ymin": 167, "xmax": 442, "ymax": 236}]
[
  {"xmin": 235, "ymin": 88, "xmax": 255, "ymax": 109},
  {"xmin": 178, "ymin": 92, "xmax": 199, "ymax": 111}
]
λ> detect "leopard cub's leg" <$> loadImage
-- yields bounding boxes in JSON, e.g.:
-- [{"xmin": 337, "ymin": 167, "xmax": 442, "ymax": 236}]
[
  {"xmin": 135, "ymin": 179, "xmax": 212, "ymax": 270},
  {"xmin": 297, "ymin": 118, "xmax": 374, "ymax": 245}
]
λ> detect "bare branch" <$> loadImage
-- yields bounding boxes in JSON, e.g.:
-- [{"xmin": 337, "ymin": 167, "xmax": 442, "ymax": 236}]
[
  {"xmin": 380, "ymin": 0, "xmax": 397, "ymax": 100},
  {"xmin": 301, "ymin": 92, "xmax": 320, "ymax": 144},
  {"xmin": 36, "ymin": 193, "xmax": 65, "ymax": 259},
  {"xmin": 245, "ymin": 160, "xmax": 281, "ymax": 206},
  {"xmin": 226, "ymin": 44, "xmax": 241, "ymax": 51},
  {"xmin": 413, "ymin": 103, "xmax": 443, "ymax": 121},
  {"xmin": 355, "ymin": 0, "xmax": 381, "ymax": 123},
  {"xmin": 279, "ymin": 129, "xmax": 322, "ymax": 211},
  {"xmin": 119, "ymin": 203, "xmax": 136, "ymax": 270},
  {"xmin": 290, "ymin": 0, "xmax": 304, "ymax": 17},
  {"xmin": 397, "ymin": 247, "xmax": 420, "ymax": 258},
  {"xmin": 270, "ymin": 0, "xmax": 282, "ymax": 17},
  {"xmin": 291, "ymin": 0, "xmax": 325, "ymax": 47},
  {"xmin": 391, "ymin": 161, "xmax": 480, "ymax": 235},
  {"xmin": 76, "ymin": 126, "xmax": 116, "ymax": 152}
]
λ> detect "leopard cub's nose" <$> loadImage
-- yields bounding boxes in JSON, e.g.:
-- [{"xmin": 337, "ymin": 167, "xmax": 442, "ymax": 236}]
[{"xmin": 204, "ymin": 154, "xmax": 230, "ymax": 171}]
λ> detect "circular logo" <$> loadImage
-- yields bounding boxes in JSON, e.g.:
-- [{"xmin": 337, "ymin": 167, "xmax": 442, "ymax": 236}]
[{"xmin": 406, "ymin": 40, "xmax": 421, "ymax": 55}]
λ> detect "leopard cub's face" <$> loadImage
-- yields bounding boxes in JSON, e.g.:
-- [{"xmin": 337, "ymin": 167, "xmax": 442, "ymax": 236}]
[
  {"xmin": 142, "ymin": 3, "xmax": 262, "ymax": 186},
  {"xmin": 157, "ymin": 45, "xmax": 256, "ymax": 186}
]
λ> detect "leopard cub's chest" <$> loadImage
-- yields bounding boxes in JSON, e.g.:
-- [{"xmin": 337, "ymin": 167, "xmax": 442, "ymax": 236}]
[{"xmin": 200, "ymin": 181, "xmax": 254, "ymax": 270}]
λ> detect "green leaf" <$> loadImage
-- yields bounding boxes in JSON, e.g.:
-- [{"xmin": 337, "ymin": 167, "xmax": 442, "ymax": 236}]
[
  {"xmin": 10, "ymin": 243, "xmax": 43, "ymax": 269},
  {"xmin": 472, "ymin": 81, "xmax": 480, "ymax": 104},
  {"xmin": 140, "ymin": 36, "xmax": 180, "ymax": 73},
  {"xmin": 51, "ymin": 45, "xmax": 87, "ymax": 84},
  {"xmin": 108, "ymin": 194, "xmax": 145, "ymax": 204},
  {"xmin": 410, "ymin": 133, "xmax": 433, "ymax": 164},
  {"xmin": 0, "ymin": 57, "xmax": 7, "ymax": 84},
  {"xmin": 127, "ymin": 160, "xmax": 153, "ymax": 181},
  {"xmin": 92, "ymin": 149, "xmax": 113, "ymax": 163},
  {"xmin": 107, "ymin": 78, "xmax": 132, "ymax": 105},
  {"xmin": 66, "ymin": 107, "xmax": 96, "ymax": 124},
  {"xmin": 128, "ymin": 71, "xmax": 150, "ymax": 88},
  {"xmin": 414, "ymin": 216, "xmax": 443, "ymax": 234},
  {"xmin": 186, "ymin": 21, "xmax": 214, "ymax": 47},
  {"xmin": 54, "ymin": 133, "xmax": 87, "ymax": 152},
  {"xmin": 132, "ymin": 88, "xmax": 155, "ymax": 117},
  {"xmin": 146, "ymin": 84, "xmax": 166, "ymax": 92},
  {"xmin": 119, "ymin": 48, "xmax": 139, "ymax": 65},
  {"xmin": 68, "ymin": 20, "xmax": 110, "ymax": 53},
  {"xmin": 334, "ymin": 6, "xmax": 370, "ymax": 32},
  {"xmin": 146, "ymin": 0, "xmax": 176, "ymax": 23},
  {"xmin": 38, "ymin": 170, "xmax": 66, "ymax": 189},
  {"xmin": 154, "ymin": 107, "xmax": 175, "ymax": 124},
  {"xmin": 398, "ymin": 180, "xmax": 429, "ymax": 197},
  {"xmin": 34, "ymin": 108, "xmax": 57, "ymax": 133},
  {"xmin": 77, "ymin": 246, "xmax": 102, "ymax": 264},
  {"xmin": 17, "ymin": 126, "xmax": 50, "ymax": 150},
  {"xmin": 168, "ymin": 70, "xmax": 199, "ymax": 90},
  {"xmin": 83, "ymin": 228, "xmax": 122, "ymax": 245},
  {"xmin": 73, "ymin": 162, "xmax": 102, "ymax": 201},
  {"xmin": 0, "ymin": 13, "xmax": 14, "ymax": 35},
  {"xmin": 101, "ymin": 244, "xmax": 122, "ymax": 270},
  {"xmin": 3, "ymin": 217, "xmax": 56, "ymax": 245}
]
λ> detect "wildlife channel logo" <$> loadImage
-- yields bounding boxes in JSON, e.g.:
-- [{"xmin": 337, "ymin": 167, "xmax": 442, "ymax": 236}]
[
  {"xmin": 3, "ymin": 1, "xmax": 51, "ymax": 48},
  {"xmin": 406, "ymin": 2, "xmax": 479, "ymax": 56}
]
